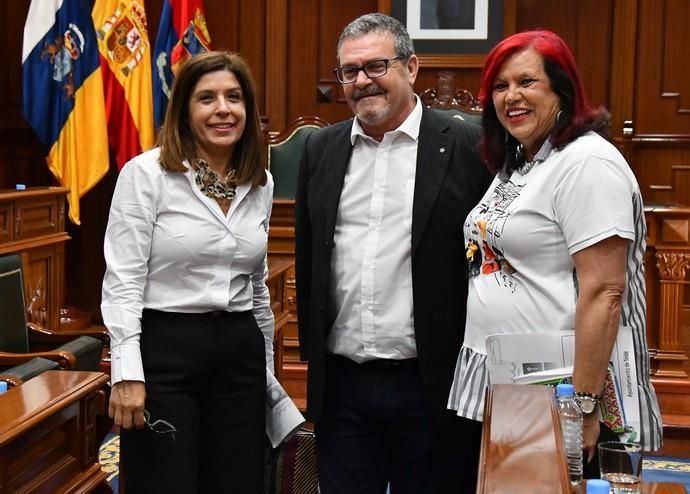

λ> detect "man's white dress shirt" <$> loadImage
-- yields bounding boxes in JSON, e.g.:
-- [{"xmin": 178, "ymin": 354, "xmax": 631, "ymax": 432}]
[{"xmin": 327, "ymin": 98, "xmax": 423, "ymax": 362}]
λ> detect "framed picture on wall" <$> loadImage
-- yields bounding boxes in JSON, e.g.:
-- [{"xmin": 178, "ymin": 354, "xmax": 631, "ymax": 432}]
[
  {"xmin": 379, "ymin": 0, "xmax": 516, "ymax": 67},
  {"xmin": 407, "ymin": 0, "xmax": 489, "ymax": 40}
]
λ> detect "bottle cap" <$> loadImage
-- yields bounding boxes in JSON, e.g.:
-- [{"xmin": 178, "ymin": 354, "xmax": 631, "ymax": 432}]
[
  {"xmin": 0, "ymin": 381, "xmax": 7, "ymax": 394},
  {"xmin": 556, "ymin": 383, "xmax": 574, "ymax": 397},
  {"xmin": 15, "ymin": 184, "xmax": 26, "ymax": 190},
  {"xmin": 586, "ymin": 479, "xmax": 611, "ymax": 494}
]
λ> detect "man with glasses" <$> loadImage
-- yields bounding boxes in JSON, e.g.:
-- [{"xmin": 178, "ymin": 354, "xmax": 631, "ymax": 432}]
[{"xmin": 295, "ymin": 12, "xmax": 493, "ymax": 494}]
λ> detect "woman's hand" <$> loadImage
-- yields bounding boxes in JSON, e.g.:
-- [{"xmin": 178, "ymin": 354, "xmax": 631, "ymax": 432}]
[
  {"xmin": 582, "ymin": 413, "xmax": 600, "ymax": 463},
  {"xmin": 109, "ymin": 380, "xmax": 147, "ymax": 430}
]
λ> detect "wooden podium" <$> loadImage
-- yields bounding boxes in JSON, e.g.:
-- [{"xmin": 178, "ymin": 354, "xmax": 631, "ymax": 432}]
[
  {"xmin": 0, "ymin": 370, "xmax": 110, "ymax": 493},
  {"xmin": 0, "ymin": 187, "xmax": 70, "ymax": 332}
]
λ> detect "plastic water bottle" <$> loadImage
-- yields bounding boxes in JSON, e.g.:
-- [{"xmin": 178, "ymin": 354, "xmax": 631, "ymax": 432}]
[
  {"xmin": 0, "ymin": 381, "xmax": 7, "ymax": 394},
  {"xmin": 556, "ymin": 383, "xmax": 583, "ymax": 489},
  {"xmin": 586, "ymin": 479, "xmax": 611, "ymax": 493}
]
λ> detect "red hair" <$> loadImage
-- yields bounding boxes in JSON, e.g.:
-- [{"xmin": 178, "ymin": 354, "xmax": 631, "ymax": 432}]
[{"xmin": 479, "ymin": 30, "xmax": 609, "ymax": 174}]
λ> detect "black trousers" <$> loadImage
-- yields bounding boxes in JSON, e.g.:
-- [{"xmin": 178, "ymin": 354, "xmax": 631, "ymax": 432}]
[
  {"xmin": 120, "ymin": 309, "xmax": 266, "ymax": 494},
  {"xmin": 316, "ymin": 355, "xmax": 483, "ymax": 494}
]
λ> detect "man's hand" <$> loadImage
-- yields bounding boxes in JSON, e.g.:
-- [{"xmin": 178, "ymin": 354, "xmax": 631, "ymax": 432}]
[{"xmin": 109, "ymin": 380, "xmax": 147, "ymax": 430}]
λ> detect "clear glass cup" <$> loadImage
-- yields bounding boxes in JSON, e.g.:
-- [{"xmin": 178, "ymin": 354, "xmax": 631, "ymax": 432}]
[{"xmin": 597, "ymin": 441, "xmax": 643, "ymax": 494}]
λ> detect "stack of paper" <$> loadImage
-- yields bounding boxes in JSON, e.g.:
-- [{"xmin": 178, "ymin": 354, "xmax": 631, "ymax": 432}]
[{"xmin": 485, "ymin": 327, "xmax": 639, "ymax": 442}]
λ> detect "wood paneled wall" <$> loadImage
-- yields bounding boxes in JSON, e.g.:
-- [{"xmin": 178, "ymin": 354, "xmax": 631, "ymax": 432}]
[
  {"xmin": 621, "ymin": 0, "xmax": 690, "ymax": 207},
  {"xmin": 0, "ymin": 0, "xmax": 687, "ymax": 330}
]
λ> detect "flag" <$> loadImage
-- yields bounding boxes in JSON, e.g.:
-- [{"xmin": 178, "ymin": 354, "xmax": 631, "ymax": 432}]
[
  {"xmin": 22, "ymin": 0, "xmax": 109, "ymax": 225},
  {"xmin": 93, "ymin": 0, "xmax": 155, "ymax": 170},
  {"xmin": 152, "ymin": 0, "xmax": 212, "ymax": 128}
]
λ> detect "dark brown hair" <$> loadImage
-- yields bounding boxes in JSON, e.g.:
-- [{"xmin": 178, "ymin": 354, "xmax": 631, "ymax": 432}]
[{"xmin": 157, "ymin": 51, "xmax": 266, "ymax": 187}]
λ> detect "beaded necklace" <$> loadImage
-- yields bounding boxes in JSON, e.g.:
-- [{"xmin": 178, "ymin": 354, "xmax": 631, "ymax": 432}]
[
  {"xmin": 517, "ymin": 159, "xmax": 539, "ymax": 175},
  {"xmin": 191, "ymin": 158, "xmax": 237, "ymax": 200},
  {"xmin": 514, "ymin": 143, "xmax": 544, "ymax": 176}
]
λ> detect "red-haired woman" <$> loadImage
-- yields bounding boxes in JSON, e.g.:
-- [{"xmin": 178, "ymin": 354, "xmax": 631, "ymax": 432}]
[{"xmin": 447, "ymin": 30, "xmax": 662, "ymax": 476}]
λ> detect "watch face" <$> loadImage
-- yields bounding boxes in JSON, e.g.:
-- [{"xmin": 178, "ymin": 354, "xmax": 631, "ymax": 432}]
[{"xmin": 579, "ymin": 398, "xmax": 596, "ymax": 414}]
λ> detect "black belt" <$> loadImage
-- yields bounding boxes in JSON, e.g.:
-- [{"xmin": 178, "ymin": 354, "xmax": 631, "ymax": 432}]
[
  {"xmin": 142, "ymin": 308, "xmax": 251, "ymax": 323},
  {"xmin": 327, "ymin": 354, "xmax": 418, "ymax": 368}
]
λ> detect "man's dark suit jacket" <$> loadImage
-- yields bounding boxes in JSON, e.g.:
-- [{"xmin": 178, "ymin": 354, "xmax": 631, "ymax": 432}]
[{"xmin": 295, "ymin": 107, "xmax": 493, "ymax": 423}]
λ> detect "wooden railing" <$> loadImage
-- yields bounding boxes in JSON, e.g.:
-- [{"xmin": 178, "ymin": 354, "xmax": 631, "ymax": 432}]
[
  {"xmin": 267, "ymin": 257, "xmax": 294, "ymax": 383},
  {"xmin": 268, "ymin": 202, "xmax": 304, "ymax": 409}
]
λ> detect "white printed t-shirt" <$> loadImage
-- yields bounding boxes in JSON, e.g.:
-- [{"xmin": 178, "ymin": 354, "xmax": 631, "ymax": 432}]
[{"xmin": 447, "ymin": 132, "xmax": 662, "ymax": 451}]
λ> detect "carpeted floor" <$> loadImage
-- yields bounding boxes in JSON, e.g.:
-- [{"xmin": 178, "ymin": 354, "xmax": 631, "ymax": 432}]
[
  {"xmin": 99, "ymin": 433, "xmax": 690, "ymax": 492},
  {"xmin": 99, "ymin": 433, "xmax": 120, "ymax": 493},
  {"xmin": 642, "ymin": 456, "xmax": 690, "ymax": 491}
]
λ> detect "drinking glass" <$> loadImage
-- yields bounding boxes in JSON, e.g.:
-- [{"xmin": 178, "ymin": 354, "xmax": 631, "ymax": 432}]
[{"xmin": 597, "ymin": 441, "xmax": 643, "ymax": 494}]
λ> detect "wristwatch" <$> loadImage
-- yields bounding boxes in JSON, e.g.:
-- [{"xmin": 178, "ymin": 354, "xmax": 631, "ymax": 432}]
[{"xmin": 574, "ymin": 392, "xmax": 600, "ymax": 415}]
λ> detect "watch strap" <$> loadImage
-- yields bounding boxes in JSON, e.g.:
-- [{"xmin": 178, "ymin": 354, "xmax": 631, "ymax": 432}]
[{"xmin": 574, "ymin": 391, "xmax": 600, "ymax": 402}]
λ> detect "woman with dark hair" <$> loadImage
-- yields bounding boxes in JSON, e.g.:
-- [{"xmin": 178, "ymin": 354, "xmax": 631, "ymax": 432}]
[
  {"xmin": 102, "ymin": 51, "xmax": 273, "ymax": 493},
  {"xmin": 447, "ymin": 30, "xmax": 662, "ymax": 471}
]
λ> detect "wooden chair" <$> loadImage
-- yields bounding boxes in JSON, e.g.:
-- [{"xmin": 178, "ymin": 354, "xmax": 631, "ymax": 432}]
[
  {"xmin": 0, "ymin": 254, "xmax": 103, "ymax": 385},
  {"xmin": 419, "ymin": 70, "xmax": 482, "ymax": 126},
  {"xmin": 267, "ymin": 116, "xmax": 329, "ymax": 200},
  {"xmin": 0, "ymin": 357, "xmax": 60, "ymax": 387}
]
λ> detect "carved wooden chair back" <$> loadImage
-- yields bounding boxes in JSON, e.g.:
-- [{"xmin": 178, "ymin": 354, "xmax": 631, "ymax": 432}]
[
  {"xmin": 267, "ymin": 116, "xmax": 329, "ymax": 199},
  {"xmin": 419, "ymin": 70, "xmax": 483, "ymax": 126}
]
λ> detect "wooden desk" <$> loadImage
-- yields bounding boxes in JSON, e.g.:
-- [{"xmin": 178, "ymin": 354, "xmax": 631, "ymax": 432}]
[
  {"xmin": 0, "ymin": 370, "xmax": 110, "ymax": 493},
  {"xmin": 479, "ymin": 384, "xmax": 687, "ymax": 494},
  {"xmin": 479, "ymin": 384, "xmax": 570, "ymax": 494}
]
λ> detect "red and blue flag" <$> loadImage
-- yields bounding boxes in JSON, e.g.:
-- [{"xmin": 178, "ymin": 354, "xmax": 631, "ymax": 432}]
[{"xmin": 151, "ymin": 0, "xmax": 212, "ymax": 128}]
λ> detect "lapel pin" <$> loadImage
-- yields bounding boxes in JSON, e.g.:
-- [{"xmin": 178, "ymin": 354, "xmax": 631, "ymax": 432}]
[{"xmin": 439, "ymin": 147, "xmax": 446, "ymax": 153}]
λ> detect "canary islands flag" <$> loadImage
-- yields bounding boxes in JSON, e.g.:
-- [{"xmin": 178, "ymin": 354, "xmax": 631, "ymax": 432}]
[
  {"xmin": 22, "ymin": 0, "xmax": 109, "ymax": 225},
  {"xmin": 152, "ymin": 0, "xmax": 212, "ymax": 128},
  {"xmin": 93, "ymin": 0, "xmax": 155, "ymax": 170}
]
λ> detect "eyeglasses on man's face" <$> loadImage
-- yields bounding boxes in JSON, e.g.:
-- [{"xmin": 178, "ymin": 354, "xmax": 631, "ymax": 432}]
[{"xmin": 333, "ymin": 55, "xmax": 407, "ymax": 84}]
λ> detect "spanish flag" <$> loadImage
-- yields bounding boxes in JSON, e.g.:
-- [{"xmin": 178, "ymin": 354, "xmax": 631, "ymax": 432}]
[
  {"xmin": 152, "ymin": 0, "xmax": 212, "ymax": 128},
  {"xmin": 93, "ymin": 0, "xmax": 155, "ymax": 170},
  {"xmin": 21, "ymin": 0, "xmax": 109, "ymax": 225}
]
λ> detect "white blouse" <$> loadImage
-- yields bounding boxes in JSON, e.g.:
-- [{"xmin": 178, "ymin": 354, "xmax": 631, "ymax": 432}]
[{"xmin": 102, "ymin": 148, "xmax": 274, "ymax": 384}]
